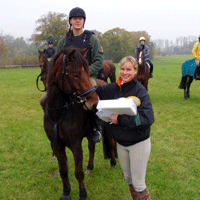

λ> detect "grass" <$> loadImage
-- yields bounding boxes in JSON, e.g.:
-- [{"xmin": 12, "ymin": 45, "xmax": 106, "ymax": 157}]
[{"xmin": 0, "ymin": 55, "xmax": 200, "ymax": 200}]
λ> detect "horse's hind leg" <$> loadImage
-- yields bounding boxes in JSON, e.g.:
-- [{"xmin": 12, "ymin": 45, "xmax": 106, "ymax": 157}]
[
  {"xmin": 85, "ymin": 136, "xmax": 95, "ymax": 175},
  {"xmin": 72, "ymin": 144, "xmax": 87, "ymax": 200},
  {"xmin": 102, "ymin": 122, "xmax": 117, "ymax": 167},
  {"xmin": 56, "ymin": 147, "xmax": 71, "ymax": 200},
  {"xmin": 186, "ymin": 76, "xmax": 193, "ymax": 99}
]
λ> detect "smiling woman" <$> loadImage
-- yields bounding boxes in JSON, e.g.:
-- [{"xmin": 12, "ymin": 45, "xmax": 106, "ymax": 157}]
[{"xmin": 96, "ymin": 55, "xmax": 154, "ymax": 199}]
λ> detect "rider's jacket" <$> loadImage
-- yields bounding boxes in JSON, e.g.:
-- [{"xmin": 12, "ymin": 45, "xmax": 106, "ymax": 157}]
[
  {"xmin": 45, "ymin": 47, "xmax": 56, "ymax": 58},
  {"xmin": 66, "ymin": 30, "xmax": 93, "ymax": 65},
  {"xmin": 135, "ymin": 44, "xmax": 150, "ymax": 62},
  {"xmin": 192, "ymin": 42, "xmax": 200, "ymax": 60},
  {"xmin": 56, "ymin": 30, "xmax": 104, "ymax": 78}
]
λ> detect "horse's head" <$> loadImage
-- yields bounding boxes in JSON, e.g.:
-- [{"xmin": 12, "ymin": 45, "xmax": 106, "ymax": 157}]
[
  {"xmin": 49, "ymin": 47, "xmax": 99, "ymax": 111},
  {"xmin": 37, "ymin": 49, "xmax": 49, "ymax": 91},
  {"xmin": 137, "ymin": 47, "xmax": 144, "ymax": 65},
  {"xmin": 38, "ymin": 49, "xmax": 47, "ymax": 68}
]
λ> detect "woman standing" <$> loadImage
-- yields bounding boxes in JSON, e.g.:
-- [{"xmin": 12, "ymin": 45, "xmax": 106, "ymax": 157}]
[{"xmin": 96, "ymin": 56, "xmax": 154, "ymax": 199}]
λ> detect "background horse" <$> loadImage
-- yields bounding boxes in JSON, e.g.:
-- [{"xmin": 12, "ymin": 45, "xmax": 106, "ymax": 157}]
[
  {"xmin": 36, "ymin": 49, "xmax": 48, "ymax": 92},
  {"xmin": 178, "ymin": 58, "xmax": 199, "ymax": 99},
  {"xmin": 136, "ymin": 47, "xmax": 150, "ymax": 90},
  {"xmin": 43, "ymin": 47, "xmax": 117, "ymax": 200},
  {"xmin": 97, "ymin": 60, "xmax": 116, "ymax": 83}
]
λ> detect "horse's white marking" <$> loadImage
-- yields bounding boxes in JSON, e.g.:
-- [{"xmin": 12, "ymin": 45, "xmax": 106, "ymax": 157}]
[{"xmin": 139, "ymin": 51, "xmax": 142, "ymax": 65}]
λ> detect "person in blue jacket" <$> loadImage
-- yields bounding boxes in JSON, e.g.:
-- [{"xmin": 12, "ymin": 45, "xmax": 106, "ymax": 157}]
[
  {"xmin": 135, "ymin": 37, "xmax": 153, "ymax": 78},
  {"xmin": 96, "ymin": 56, "xmax": 154, "ymax": 200}
]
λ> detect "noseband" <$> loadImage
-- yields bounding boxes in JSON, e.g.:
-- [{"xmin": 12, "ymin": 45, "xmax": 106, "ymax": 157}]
[{"xmin": 62, "ymin": 54, "xmax": 97, "ymax": 106}]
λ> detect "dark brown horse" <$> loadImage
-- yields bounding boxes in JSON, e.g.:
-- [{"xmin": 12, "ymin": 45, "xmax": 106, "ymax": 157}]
[
  {"xmin": 97, "ymin": 60, "xmax": 116, "ymax": 83},
  {"xmin": 37, "ymin": 50, "xmax": 117, "ymax": 167},
  {"xmin": 36, "ymin": 49, "xmax": 48, "ymax": 92},
  {"xmin": 43, "ymin": 47, "xmax": 117, "ymax": 200},
  {"xmin": 136, "ymin": 47, "xmax": 150, "ymax": 90}
]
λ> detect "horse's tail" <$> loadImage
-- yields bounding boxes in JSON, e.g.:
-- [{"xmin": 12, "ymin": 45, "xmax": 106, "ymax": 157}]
[
  {"xmin": 108, "ymin": 61, "xmax": 116, "ymax": 82},
  {"xmin": 102, "ymin": 122, "xmax": 117, "ymax": 159}
]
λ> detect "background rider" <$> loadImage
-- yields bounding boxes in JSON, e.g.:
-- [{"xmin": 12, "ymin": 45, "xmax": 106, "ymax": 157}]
[{"xmin": 135, "ymin": 37, "xmax": 153, "ymax": 78}]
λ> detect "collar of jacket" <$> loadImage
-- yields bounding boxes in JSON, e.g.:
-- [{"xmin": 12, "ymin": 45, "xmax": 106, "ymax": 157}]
[{"xmin": 117, "ymin": 76, "xmax": 137, "ymax": 91}]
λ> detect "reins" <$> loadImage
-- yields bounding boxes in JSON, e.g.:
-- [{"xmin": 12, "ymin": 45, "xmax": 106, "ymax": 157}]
[{"xmin": 36, "ymin": 68, "xmax": 48, "ymax": 92}]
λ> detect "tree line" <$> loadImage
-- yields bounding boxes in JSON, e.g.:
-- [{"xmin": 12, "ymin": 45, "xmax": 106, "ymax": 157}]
[
  {"xmin": 1, "ymin": 11, "xmax": 197, "ymax": 66},
  {"xmin": 154, "ymin": 36, "xmax": 197, "ymax": 57},
  {"xmin": 0, "ymin": 12, "xmax": 155, "ymax": 66}
]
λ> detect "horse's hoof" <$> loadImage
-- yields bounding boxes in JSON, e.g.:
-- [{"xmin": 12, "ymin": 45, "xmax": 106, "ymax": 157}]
[
  {"xmin": 85, "ymin": 169, "xmax": 92, "ymax": 175},
  {"xmin": 60, "ymin": 195, "xmax": 71, "ymax": 200},
  {"xmin": 110, "ymin": 159, "xmax": 116, "ymax": 167}
]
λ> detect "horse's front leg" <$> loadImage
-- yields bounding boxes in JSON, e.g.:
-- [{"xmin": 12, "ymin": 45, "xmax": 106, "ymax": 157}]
[
  {"xmin": 55, "ymin": 146, "xmax": 71, "ymax": 200},
  {"xmin": 72, "ymin": 144, "xmax": 87, "ymax": 200},
  {"xmin": 85, "ymin": 135, "xmax": 95, "ymax": 175}
]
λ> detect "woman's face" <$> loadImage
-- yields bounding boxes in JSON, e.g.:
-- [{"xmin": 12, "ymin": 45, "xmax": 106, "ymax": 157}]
[{"xmin": 120, "ymin": 61, "xmax": 137, "ymax": 83}]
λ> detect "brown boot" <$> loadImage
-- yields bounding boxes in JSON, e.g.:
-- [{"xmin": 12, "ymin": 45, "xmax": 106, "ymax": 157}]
[
  {"xmin": 137, "ymin": 188, "xmax": 150, "ymax": 200},
  {"xmin": 129, "ymin": 186, "xmax": 150, "ymax": 200}
]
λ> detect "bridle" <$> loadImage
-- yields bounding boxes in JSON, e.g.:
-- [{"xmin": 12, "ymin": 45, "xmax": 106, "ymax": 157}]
[{"xmin": 62, "ymin": 54, "xmax": 97, "ymax": 108}]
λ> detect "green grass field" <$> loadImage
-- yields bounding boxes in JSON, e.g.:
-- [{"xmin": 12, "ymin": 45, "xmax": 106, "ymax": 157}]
[{"xmin": 0, "ymin": 55, "xmax": 199, "ymax": 200}]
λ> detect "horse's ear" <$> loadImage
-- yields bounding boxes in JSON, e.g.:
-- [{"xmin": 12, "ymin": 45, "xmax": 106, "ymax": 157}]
[
  {"xmin": 81, "ymin": 47, "xmax": 90, "ymax": 57},
  {"xmin": 68, "ymin": 49, "xmax": 76, "ymax": 61},
  {"xmin": 38, "ymin": 49, "xmax": 40, "ymax": 53}
]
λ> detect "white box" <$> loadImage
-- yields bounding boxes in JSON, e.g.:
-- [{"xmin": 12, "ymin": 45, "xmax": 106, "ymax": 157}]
[{"xmin": 96, "ymin": 97, "xmax": 140, "ymax": 122}]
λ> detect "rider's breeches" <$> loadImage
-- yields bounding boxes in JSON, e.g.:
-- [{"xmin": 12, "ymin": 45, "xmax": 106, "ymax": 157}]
[
  {"xmin": 47, "ymin": 58, "xmax": 52, "ymax": 62},
  {"xmin": 146, "ymin": 60, "xmax": 153, "ymax": 73},
  {"xmin": 117, "ymin": 138, "xmax": 151, "ymax": 192},
  {"xmin": 195, "ymin": 59, "xmax": 200, "ymax": 67},
  {"xmin": 90, "ymin": 77, "xmax": 97, "ymax": 87},
  {"xmin": 39, "ymin": 92, "xmax": 47, "ymax": 109}
]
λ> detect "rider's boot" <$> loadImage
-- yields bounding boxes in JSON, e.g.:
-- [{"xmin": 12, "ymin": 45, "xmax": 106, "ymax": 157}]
[
  {"xmin": 129, "ymin": 185, "xmax": 150, "ymax": 200},
  {"xmin": 92, "ymin": 115, "xmax": 102, "ymax": 143}
]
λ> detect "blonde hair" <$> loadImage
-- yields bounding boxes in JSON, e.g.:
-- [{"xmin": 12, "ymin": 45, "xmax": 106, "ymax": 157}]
[{"xmin": 118, "ymin": 56, "xmax": 138, "ymax": 70}]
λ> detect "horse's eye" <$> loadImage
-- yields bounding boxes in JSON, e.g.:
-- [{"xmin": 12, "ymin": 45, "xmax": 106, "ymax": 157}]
[{"xmin": 72, "ymin": 72, "xmax": 80, "ymax": 79}]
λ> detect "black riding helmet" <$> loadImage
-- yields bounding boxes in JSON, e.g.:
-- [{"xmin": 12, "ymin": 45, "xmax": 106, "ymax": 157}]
[{"xmin": 69, "ymin": 7, "xmax": 86, "ymax": 27}]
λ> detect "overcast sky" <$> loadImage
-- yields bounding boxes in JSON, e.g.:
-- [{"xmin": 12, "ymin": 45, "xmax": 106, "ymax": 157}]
[{"xmin": 1, "ymin": 0, "xmax": 199, "ymax": 42}]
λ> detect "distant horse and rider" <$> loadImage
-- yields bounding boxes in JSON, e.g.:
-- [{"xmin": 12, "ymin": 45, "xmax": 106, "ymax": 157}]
[
  {"xmin": 36, "ymin": 47, "xmax": 117, "ymax": 200},
  {"xmin": 179, "ymin": 58, "xmax": 200, "ymax": 99},
  {"xmin": 135, "ymin": 46, "xmax": 150, "ymax": 90}
]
